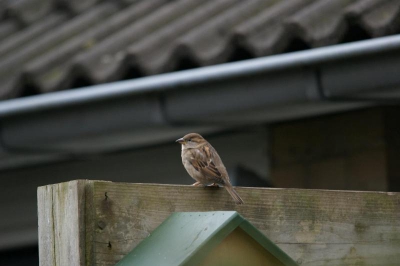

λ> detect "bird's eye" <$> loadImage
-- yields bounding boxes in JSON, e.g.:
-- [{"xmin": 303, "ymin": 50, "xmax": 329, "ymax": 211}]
[{"xmin": 188, "ymin": 138, "xmax": 192, "ymax": 142}]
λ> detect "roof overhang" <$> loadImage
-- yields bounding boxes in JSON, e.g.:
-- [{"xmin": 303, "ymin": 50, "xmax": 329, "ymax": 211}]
[{"xmin": 1, "ymin": 35, "xmax": 400, "ymax": 170}]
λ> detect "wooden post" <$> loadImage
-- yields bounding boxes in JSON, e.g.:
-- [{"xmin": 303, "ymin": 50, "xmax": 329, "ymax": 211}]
[
  {"xmin": 38, "ymin": 180, "xmax": 400, "ymax": 265},
  {"xmin": 37, "ymin": 180, "xmax": 92, "ymax": 266}
]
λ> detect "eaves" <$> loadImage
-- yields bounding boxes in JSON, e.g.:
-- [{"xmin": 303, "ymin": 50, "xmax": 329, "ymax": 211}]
[{"xmin": 0, "ymin": 35, "xmax": 399, "ymax": 170}]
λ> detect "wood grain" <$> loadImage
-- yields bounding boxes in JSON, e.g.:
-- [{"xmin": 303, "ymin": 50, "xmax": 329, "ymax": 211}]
[
  {"xmin": 38, "ymin": 181, "xmax": 400, "ymax": 265},
  {"xmin": 38, "ymin": 180, "xmax": 90, "ymax": 266},
  {"xmin": 38, "ymin": 184, "xmax": 54, "ymax": 265}
]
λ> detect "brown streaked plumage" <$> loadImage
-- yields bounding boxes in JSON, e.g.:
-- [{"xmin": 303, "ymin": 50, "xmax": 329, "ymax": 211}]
[{"xmin": 176, "ymin": 133, "xmax": 244, "ymax": 205}]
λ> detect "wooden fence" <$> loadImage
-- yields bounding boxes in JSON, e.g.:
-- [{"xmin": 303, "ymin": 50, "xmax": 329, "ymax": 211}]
[{"xmin": 37, "ymin": 180, "xmax": 400, "ymax": 265}]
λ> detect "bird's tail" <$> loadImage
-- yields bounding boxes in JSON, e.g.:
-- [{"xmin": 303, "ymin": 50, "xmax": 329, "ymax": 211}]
[{"xmin": 225, "ymin": 185, "xmax": 244, "ymax": 205}]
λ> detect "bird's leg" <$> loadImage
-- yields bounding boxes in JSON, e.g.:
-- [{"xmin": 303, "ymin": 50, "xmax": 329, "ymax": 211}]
[{"xmin": 192, "ymin": 181, "xmax": 202, "ymax": 186}]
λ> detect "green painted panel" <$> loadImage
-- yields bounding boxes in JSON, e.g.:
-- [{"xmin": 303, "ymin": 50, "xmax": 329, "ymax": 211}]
[{"xmin": 115, "ymin": 211, "xmax": 298, "ymax": 266}]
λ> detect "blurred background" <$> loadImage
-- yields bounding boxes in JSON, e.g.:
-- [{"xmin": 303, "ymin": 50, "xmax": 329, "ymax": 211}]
[{"xmin": 1, "ymin": 0, "xmax": 400, "ymax": 265}]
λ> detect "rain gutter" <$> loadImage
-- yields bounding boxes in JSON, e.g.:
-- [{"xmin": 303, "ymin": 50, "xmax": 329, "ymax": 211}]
[
  {"xmin": 0, "ymin": 34, "xmax": 399, "ymax": 118},
  {"xmin": 0, "ymin": 35, "xmax": 399, "ymax": 168}
]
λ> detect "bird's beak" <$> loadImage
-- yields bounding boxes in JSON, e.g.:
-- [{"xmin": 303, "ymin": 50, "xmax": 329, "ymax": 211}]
[{"xmin": 176, "ymin": 138, "xmax": 185, "ymax": 144}]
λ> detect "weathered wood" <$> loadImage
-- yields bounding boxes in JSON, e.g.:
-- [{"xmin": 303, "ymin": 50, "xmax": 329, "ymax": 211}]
[
  {"xmin": 38, "ymin": 180, "xmax": 400, "ymax": 266},
  {"xmin": 38, "ymin": 185, "xmax": 54, "ymax": 265},
  {"xmin": 38, "ymin": 180, "xmax": 91, "ymax": 266}
]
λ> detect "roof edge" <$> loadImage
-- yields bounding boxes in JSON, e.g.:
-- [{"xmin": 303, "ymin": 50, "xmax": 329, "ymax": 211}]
[
  {"xmin": 0, "ymin": 34, "xmax": 399, "ymax": 118},
  {"xmin": 182, "ymin": 211, "xmax": 243, "ymax": 266},
  {"xmin": 239, "ymin": 219, "xmax": 299, "ymax": 266}
]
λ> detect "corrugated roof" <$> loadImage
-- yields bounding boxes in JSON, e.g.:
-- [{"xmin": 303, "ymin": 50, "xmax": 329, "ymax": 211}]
[{"xmin": 0, "ymin": 0, "xmax": 399, "ymax": 100}]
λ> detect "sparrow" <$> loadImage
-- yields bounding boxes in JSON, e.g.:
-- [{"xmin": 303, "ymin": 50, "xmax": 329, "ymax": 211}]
[{"xmin": 176, "ymin": 133, "xmax": 244, "ymax": 205}]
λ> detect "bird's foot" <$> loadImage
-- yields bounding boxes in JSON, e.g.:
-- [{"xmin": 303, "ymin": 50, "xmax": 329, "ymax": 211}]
[
  {"xmin": 207, "ymin": 183, "xmax": 219, "ymax": 187},
  {"xmin": 192, "ymin": 181, "xmax": 203, "ymax": 186}
]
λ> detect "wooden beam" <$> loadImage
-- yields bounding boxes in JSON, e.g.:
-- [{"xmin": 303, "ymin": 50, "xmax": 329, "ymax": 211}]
[
  {"xmin": 37, "ymin": 180, "xmax": 92, "ymax": 266},
  {"xmin": 38, "ymin": 180, "xmax": 400, "ymax": 265}
]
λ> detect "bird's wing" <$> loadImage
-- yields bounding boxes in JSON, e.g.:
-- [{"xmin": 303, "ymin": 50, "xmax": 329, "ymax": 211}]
[{"xmin": 189, "ymin": 145, "xmax": 223, "ymax": 180}]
